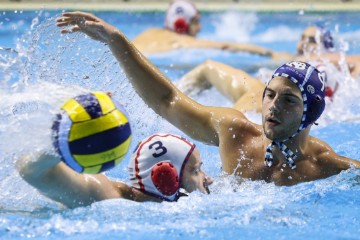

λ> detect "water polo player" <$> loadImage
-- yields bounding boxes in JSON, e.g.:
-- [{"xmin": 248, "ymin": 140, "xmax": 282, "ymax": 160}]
[
  {"xmin": 126, "ymin": 0, "xmax": 288, "ymax": 57},
  {"xmin": 296, "ymin": 25, "xmax": 334, "ymax": 56},
  {"xmin": 16, "ymin": 92, "xmax": 212, "ymax": 208},
  {"xmin": 56, "ymin": 12, "xmax": 360, "ymax": 186},
  {"xmin": 129, "ymin": 134, "xmax": 212, "ymax": 201},
  {"xmin": 296, "ymin": 26, "xmax": 360, "ymax": 81}
]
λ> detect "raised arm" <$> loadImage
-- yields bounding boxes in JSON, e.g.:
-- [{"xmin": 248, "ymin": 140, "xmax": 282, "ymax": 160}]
[
  {"xmin": 16, "ymin": 152, "xmax": 123, "ymax": 208},
  {"xmin": 179, "ymin": 60, "xmax": 265, "ymax": 100},
  {"xmin": 129, "ymin": 25, "xmax": 293, "ymax": 59},
  {"xmin": 56, "ymin": 12, "xmax": 249, "ymax": 145},
  {"xmin": 177, "ymin": 60, "xmax": 265, "ymax": 113},
  {"xmin": 172, "ymin": 33, "xmax": 293, "ymax": 60}
]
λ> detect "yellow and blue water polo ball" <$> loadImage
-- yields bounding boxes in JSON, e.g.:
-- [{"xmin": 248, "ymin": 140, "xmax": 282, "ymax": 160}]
[{"xmin": 52, "ymin": 92, "xmax": 132, "ymax": 174}]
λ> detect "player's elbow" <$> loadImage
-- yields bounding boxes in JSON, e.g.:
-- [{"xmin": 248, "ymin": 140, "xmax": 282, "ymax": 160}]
[{"xmin": 16, "ymin": 155, "xmax": 36, "ymax": 182}]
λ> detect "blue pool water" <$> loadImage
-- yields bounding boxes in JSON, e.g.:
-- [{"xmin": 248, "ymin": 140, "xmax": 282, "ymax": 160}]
[{"xmin": 1, "ymin": 10, "xmax": 360, "ymax": 239}]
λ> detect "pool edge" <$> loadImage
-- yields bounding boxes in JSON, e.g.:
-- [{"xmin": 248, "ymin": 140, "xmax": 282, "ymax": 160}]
[{"xmin": 1, "ymin": 2, "xmax": 360, "ymax": 12}]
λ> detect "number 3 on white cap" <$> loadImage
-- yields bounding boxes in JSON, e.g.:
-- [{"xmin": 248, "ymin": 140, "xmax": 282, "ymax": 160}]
[{"xmin": 149, "ymin": 141, "xmax": 168, "ymax": 158}]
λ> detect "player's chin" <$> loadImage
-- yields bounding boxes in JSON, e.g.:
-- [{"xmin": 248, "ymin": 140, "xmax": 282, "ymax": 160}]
[{"xmin": 263, "ymin": 128, "xmax": 276, "ymax": 140}]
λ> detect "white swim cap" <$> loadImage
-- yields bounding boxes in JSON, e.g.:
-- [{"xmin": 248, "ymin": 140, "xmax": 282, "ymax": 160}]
[
  {"xmin": 165, "ymin": 0, "xmax": 198, "ymax": 34},
  {"xmin": 128, "ymin": 133, "xmax": 195, "ymax": 201}
]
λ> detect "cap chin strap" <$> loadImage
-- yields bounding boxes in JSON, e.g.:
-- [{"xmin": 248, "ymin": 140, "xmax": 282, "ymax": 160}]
[{"xmin": 265, "ymin": 141, "xmax": 297, "ymax": 169}]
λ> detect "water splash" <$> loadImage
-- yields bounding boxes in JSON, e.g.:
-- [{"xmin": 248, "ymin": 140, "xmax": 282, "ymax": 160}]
[
  {"xmin": 212, "ymin": 11, "xmax": 258, "ymax": 43},
  {"xmin": 253, "ymin": 26, "xmax": 302, "ymax": 43}
]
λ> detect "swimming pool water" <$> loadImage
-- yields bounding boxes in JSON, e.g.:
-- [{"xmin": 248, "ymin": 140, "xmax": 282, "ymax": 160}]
[{"xmin": 0, "ymin": 10, "xmax": 360, "ymax": 240}]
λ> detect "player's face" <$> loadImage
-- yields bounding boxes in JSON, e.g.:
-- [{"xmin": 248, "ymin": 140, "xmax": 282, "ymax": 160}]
[
  {"xmin": 297, "ymin": 26, "xmax": 323, "ymax": 55},
  {"xmin": 262, "ymin": 76, "xmax": 303, "ymax": 141},
  {"xmin": 188, "ymin": 15, "xmax": 201, "ymax": 37},
  {"xmin": 181, "ymin": 147, "xmax": 213, "ymax": 194}
]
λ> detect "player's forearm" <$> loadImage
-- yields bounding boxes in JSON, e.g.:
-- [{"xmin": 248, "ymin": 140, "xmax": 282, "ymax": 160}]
[
  {"xmin": 184, "ymin": 39, "xmax": 262, "ymax": 55},
  {"xmin": 17, "ymin": 153, "xmax": 106, "ymax": 208},
  {"xmin": 107, "ymin": 31, "xmax": 179, "ymax": 113},
  {"xmin": 16, "ymin": 152, "xmax": 61, "ymax": 185},
  {"xmin": 220, "ymin": 42, "xmax": 271, "ymax": 56}
]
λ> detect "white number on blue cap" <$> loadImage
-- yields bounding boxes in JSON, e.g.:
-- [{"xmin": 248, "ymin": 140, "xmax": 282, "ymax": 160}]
[
  {"xmin": 317, "ymin": 72, "xmax": 326, "ymax": 92},
  {"xmin": 286, "ymin": 61, "xmax": 306, "ymax": 70}
]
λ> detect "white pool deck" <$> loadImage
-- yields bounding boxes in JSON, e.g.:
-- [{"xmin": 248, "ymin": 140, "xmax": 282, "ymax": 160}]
[{"xmin": 1, "ymin": 0, "xmax": 360, "ymax": 12}]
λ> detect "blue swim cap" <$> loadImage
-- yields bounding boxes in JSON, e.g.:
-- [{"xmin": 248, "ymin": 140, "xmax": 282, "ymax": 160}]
[
  {"xmin": 315, "ymin": 25, "xmax": 334, "ymax": 50},
  {"xmin": 322, "ymin": 29, "xmax": 334, "ymax": 49},
  {"xmin": 272, "ymin": 61, "xmax": 326, "ymax": 129},
  {"xmin": 264, "ymin": 61, "xmax": 326, "ymax": 169}
]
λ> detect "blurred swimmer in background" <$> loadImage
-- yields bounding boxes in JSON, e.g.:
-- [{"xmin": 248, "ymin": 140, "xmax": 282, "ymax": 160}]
[
  {"xmin": 295, "ymin": 25, "xmax": 360, "ymax": 85},
  {"xmin": 132, "ymin": 0, "xmax": 291, "ymax": 60}
]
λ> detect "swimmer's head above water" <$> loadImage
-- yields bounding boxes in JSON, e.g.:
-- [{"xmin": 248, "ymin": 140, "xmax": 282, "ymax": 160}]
[
  {"xmin": 165, "ymin": 0, "xmax": 201, "ymax": 36},
  {"xmin": 262, "ymin": 61, "xmax": 326, "ymax": 169},
  {"xmin": 128, "ymin": 134, "xmax": 212, "ymax": 201},
  {"xmin": 297, "ymin": 26, "xmax": 334, "ymax": 55}
]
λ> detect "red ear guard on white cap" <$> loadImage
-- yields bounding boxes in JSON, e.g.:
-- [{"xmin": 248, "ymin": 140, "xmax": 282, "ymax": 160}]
[
  {"xmin": 128, "ymin": 133, "xmax": 195, "ymax": 201},
  {"xmin": 151, "ymin": 162, "xmax": 179, "ymax": 196},
  {"xmin": 165, "ymin": 0, "xmax": 198, "ymax": 34},
  {"xmin": 173, "ymin": 18, "xmax": 189, "ymax": 34}
]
